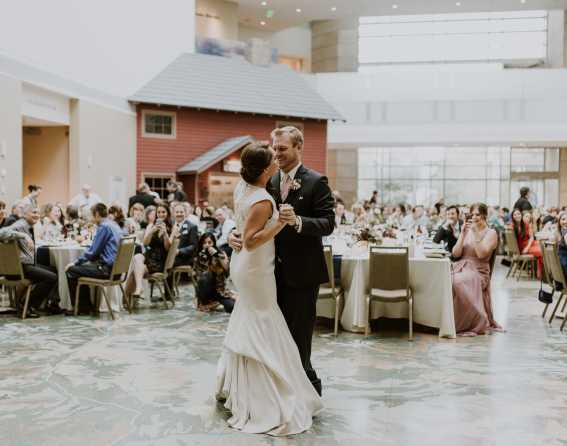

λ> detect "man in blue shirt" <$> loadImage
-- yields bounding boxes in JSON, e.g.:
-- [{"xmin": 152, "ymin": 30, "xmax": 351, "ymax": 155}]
[{"xmin": 65, "ymin": 203, "xmax": 122, "ymax": 314}]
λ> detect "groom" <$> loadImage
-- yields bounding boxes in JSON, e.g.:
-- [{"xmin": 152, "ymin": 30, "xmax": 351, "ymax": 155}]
[{"xmin": 230, "ymin": 126, "xmax": 335, "ymax": 396}]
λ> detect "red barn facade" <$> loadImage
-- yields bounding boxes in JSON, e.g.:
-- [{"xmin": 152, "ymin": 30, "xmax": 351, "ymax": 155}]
[{"xmin": 130, "ymin": 53, "xmax": 342, "ymax": 206}]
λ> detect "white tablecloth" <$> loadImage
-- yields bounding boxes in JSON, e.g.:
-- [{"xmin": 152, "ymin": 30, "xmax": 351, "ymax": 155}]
[
  {"xmin": 48, "ymin": 245, "xmax": 122, "ymax": 312},
  {"xmin": 317, "ymin": 252, "xmax": 456, "ymax": 338}
]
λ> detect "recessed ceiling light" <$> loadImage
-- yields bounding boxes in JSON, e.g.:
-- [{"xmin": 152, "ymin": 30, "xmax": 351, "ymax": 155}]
[
  {"xmin": 296, "ymin": 8, "xmax": 302, "ymax": 13},
  {"xmin": 520, "ymin": 0, "xmax": 526, "ymax": 3},
  {"xmin": 260, "ymin": 21, "xmax": 266, "ymax": 26},
  {"xmin": 331, "ymin": 6, "xmax": 337, "ymax": 11},
  {"xmin": 456, "ymin": 1, "xmax": 461, "ymax": 5},
  {"xmin": 261, "ymin": 1, "xmax": 267, "ymax": 5},
  {"xmin": 392, "ymin": 4, "xmax": 398, "ymax": 9}
]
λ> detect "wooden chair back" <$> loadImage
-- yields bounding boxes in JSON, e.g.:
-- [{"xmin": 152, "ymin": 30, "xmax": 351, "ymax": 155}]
[
  {"xmin": 504, "ymin": 229, "xmax": 520, "ymax": 257},
  {"xmin": 322, "ymin": 245, "xmax": 335, "ymax": 290},
  {"xmin": 164, "ymin": 237, "xmax": 180, "ymax": 273},
  {"xmin": 369, "ymin": 246, "xmax": 409, "ymax": 293},
  {"xmin": 0, "ymin": 241, "xmax": 25, "ymax": 280},
  {"xmin": 544, "ymin": 242, "xmax": 567, "ymax": 289},
  {"xmin": 110, "ymin": 236, "xmax": 137, "ymax": 281}
]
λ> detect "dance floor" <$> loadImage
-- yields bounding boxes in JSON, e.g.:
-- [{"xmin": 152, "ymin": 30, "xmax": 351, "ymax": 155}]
[{"xmin": 1, "ymin": 264, "xmax": 566, "ymax": 446}]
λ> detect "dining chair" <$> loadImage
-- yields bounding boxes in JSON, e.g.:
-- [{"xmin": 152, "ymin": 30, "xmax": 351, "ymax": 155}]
[
  {"xmin": 504, "ymin": 229, "xmax": 536, "ymax": 280},
  {"xmin": 544, "ymin": 242, "xmax": 567, "ymax": 329},
  {"xmin": 74, "ymin": 236, "xmax": 137, "ymax": 319},
  {"xmin": 319, "ymin": 245, "xmax": 343, "ymax": 336},
  {"xmin": 0, "ymin": 240, "xmax": 34, "ymax": 319},
  {"xmin": 365, "ymin": 246, "xmax": 413, "ymax": 340},
  {"xmin": 147, "ymin": 237, "xmax": 179, "ymax": 308},
  {"xmin": 170, "ymin": 264, "xmax": 195, "ymax": 299},
  {"xmin": 538, "ymin": 240, "xmax": 555, "ymax": 318}
]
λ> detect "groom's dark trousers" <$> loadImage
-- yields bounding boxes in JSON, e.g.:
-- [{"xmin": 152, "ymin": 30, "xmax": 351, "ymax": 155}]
[
  {"xmin": 276, "ymin": 280, "xmax": 321, "ymax": 392},
  {"xmin": 270, "ymin": 164, "xmax": 335, "ymax": 397}
]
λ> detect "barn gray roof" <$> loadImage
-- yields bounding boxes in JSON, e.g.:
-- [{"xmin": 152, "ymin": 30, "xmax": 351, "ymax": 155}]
[
  {"xmin": 130, "ymin": 53, "xmax": 343, "ymax": 121},
  {"xmin": 177, "ymin": 135, "xmax": 254, "ymax": 174}
]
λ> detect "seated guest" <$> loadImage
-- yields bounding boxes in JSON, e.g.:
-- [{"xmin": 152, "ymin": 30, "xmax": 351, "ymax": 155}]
[
  {"xmin": 128, "ymin": 202, "xmax": 145, "ymax": 229},
  {"xmin": 63, "ymin": 205, "xmax": 84, "ymax": 239},
  {"xmin": 166, "ymin": 180, "xmax": 187, "ymax": 203},
  {"xmin": 334, "ymin": 202, "xmax": 353, "ymax": 226},
  {"xmin": 193, "ymin": 233, "xmax": 235, "ymax": 313},
  {"xmin": 172, "ymin": 203, "xmax": 199, "ymax": 266},
  {"xmin": 427, "ymin": 208, "xmax": 441, "ymax": 232},
  {"xmin": 4, "ymin": 200, "xmax": 25, "ymax": 227},
  {"xmin": 351, "ymin": 203, "xmax": 367, "ymax": 225},
  {"xmin": 405, "ymin": 205, "xmax": 429, "ymax": 233},
  {"xmin": 183, "ymin": 202, "xmax": 200, "ymax": 227},
  {"xmin": 200, "ymin": 205, "xmax": 218, "ymax": 230},
  {"xmin": 511, "ymin": 209, "xmax": 542, "ymax": 279},
  {"xmin": 108, "ymin": 205, "xmax": 128, "ymax": 235},
  {"xmin": 542, "ymin": 207, "xmax": 559, "ymax": 226},
  {"xmin": 0, "ymin": 200, "xmax": 6, "ymax": 228},
  {"xmin": 388, "ymin": 204, "xmax": 407, "ymax": 228},
  {"xmin": 555, "ymin": 212, "xmax": 567, "ymax": 277},
  {"xmin": 65, "ymin": 203, "xmax": 123, "ymax": 314},
  {"xmin": 433, "ymin": 205, "xmax": 462, "ymax": 253},
  {"xmin": 9, "ymin": 204, "xmax": 59, "ymax": 317},
  {"xmin": 214, "ymin": 208, "xmax": 235, "ymax": 254},
  {"xmin": 451, "ymin": 202, "xmax": 501, "ymax": 336},
  {"xmin": 69, "ymin": 184, "xmax": 102, "ymax": 219},
  {"xmin": 39, "ymin": 203, "xmax": 65, "ymax": 242},
  {"xmin": 129, "ymin": 182, "xmax": 158, "ymax": 209},
  {"xmin": 125, "ymin": 204, "xmax": 172, "ymax": 300}
]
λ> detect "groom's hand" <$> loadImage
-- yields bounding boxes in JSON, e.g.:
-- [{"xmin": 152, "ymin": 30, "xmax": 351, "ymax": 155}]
[
  {"xmin": 228, "ymin": 231, "xmax": 243, "ymax": 251},
  {"xmin": 279, "ymin": 206, "xmax": 297, "ymax": 226}
]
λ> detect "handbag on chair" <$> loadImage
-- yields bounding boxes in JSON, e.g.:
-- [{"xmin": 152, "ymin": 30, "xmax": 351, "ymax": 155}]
[{"xmin": 538, "ymin": 279, "xmax": 554, "ymax": 304}]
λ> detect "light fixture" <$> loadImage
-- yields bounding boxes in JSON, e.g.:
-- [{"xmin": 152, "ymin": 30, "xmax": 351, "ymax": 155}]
[
  {"xmin": 520, "ymin": 0, "xmax": 526, "ymax": 3},
  {"xmin": 456, "ymin": 1, "xmax": 461, "ymax": 5},
  {"xmin": 260, "ymin": 20, "xmax": 266, "ymax": 26},
  {"xmin": 331, "ymin": 6, "xmax": 337, "ymax": 11},
  {"xmin": 261, "ymin": 1, "xmax": 267, "ymax": 5},
  {"xmin": 392, "ymin": 4, "xmax": 398, "ymax": 9},
  {"xmin": 296, "ymin": 8, "xmax": 301, "ymax": 13}
]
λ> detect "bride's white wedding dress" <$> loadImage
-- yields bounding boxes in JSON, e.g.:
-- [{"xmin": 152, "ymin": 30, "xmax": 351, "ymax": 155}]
[{"xmin": 216, "ymin": 181, "xmax": 323, "ymax": 436}]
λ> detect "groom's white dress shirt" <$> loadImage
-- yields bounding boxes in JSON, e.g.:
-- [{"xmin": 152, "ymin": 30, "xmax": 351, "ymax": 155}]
[{"xmin": 280, "ymin": 163, "xmax": 303, "ymax": 233}]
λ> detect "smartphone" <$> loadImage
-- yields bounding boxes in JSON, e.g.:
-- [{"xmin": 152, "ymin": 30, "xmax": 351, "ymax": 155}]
[{"xmin": 156, "ymin": 218, "xmax": 163, "ymax": 225}]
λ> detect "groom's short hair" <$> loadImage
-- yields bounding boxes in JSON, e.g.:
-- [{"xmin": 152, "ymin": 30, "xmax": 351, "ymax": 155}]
[{"xmin": 271, "ymin": 126, "xmax": 304, "ymax": 149}]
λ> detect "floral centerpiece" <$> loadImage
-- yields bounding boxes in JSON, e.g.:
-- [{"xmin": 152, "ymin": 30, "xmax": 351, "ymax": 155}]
[{"xmin": 352, "ymin": 225, "xmax": 382, "ymax": 246}]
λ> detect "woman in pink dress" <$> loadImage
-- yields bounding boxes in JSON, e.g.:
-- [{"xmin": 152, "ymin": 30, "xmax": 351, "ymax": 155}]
[{"xmin": 451, "ymin": 202, "xmax": 502, "ymax": 336}]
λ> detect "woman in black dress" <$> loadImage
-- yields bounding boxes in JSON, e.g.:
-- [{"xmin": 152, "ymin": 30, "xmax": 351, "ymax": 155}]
[{"xmin": 125, "ymin": 204, "xmax": 172, "ymax": 300}]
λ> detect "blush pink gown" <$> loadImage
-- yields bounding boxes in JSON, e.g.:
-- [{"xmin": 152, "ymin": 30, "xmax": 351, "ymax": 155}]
[{"xmin": 452, "ymin": 228, "xmax": 501, "ymax": 336}]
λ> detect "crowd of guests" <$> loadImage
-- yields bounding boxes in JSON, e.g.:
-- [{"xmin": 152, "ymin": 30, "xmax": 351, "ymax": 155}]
[
  {"xmin": 331, "ymin": 187, "xmax": 566, "ymax": 336},
  {"xmin": 0, "ymin": 180, "xmax": 238, "ymax": 318}
]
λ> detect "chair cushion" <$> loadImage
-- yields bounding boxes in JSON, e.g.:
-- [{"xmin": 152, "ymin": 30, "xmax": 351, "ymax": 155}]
[
  {"xmin": 172, "ymin": 265, "xmax": 193, "ymax": 272},
  {"xmin": 78, "ymin": 277, "xmax": 116, "ymax": 286},
  {"xmin": 370, "ymin": 288, "xmax": 410, "ymax": 299}
]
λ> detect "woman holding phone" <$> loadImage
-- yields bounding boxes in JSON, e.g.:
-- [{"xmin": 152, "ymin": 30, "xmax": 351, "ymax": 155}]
[
  {"xmin": 451, "ymin": 203, "xmax": 502, "ymax": 336},
  {"xmin": 125, "ymin": 204, "xmax": 173, "ymax": 301}
]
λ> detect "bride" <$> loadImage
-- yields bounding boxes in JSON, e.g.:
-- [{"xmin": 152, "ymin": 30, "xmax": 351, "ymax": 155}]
[{"xmin": 216, "ymin": 141, "xmax": 323, "ymax": 435}]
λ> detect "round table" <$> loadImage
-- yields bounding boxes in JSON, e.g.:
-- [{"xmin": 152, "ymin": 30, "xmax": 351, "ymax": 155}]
[{"xmin": 46, "ymin": 243, "xmax": 122, "ymax": 312}]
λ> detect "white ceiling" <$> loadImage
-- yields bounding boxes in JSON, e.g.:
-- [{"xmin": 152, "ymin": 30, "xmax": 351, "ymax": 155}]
[{"xmin": 235, "ymin": 0, "xmax": 567, "ymax": 30}]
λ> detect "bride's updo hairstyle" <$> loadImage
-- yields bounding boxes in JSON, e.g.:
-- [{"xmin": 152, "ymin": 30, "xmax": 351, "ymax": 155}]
[{"xmin": 240, "ymin": 142, "xmax": 273, "ymax": 184}]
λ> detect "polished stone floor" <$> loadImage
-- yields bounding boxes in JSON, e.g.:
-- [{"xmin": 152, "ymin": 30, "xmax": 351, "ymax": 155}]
[{"xmin": 1, "ymin": 264, "xmax": 567, "ymax": 446}]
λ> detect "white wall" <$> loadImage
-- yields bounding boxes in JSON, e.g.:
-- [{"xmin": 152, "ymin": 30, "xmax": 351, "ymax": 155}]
[
  {"xmin": 313, "ymin": 68, "xmax": 567, "ymax": 147},
  {"xmin": 0, "ymin": 0, "xmax": 195, "ymax": 98},
  {"xmin": 196, "ymin": 0, "xmax": 238, "ymax": 40},
  {"xmin": 0, "ymin": 73, "xmax": 23, "ymax": 204},
  {"xmin": 69, "ymin": 99, "xmax": 136, "ymax": 208}
]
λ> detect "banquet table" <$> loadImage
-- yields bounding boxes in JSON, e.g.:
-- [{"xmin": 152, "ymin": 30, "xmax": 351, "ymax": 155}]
[
  {"xmin": 46, "ymin": 243, "xmax": 122, "ymax": 312},
  {"xmin": 316, "ymin": 245, "xmax": 456, "ymax": 338}
]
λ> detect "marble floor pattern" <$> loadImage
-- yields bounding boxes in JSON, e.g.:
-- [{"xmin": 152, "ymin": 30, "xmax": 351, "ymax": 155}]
[{"xmin": 1, "ymin": 264, "xmax": 567, "ymax": 446}]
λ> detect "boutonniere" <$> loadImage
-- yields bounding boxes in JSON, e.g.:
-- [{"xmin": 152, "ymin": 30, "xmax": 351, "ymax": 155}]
[{"xmin": 290, "ymin": 178, "xmax": 302, "ymax": 191}]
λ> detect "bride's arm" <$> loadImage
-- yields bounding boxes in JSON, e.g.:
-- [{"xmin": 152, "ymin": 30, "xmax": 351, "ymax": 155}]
[{"xmin": 243, "ymin": 200, "xmax": 285, "ymax": 251}]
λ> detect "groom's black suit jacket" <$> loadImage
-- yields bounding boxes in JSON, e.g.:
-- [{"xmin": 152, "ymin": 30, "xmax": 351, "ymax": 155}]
[{"xmin": 268, "ymin": 165, "xmax": 335, "ymax": 289}]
